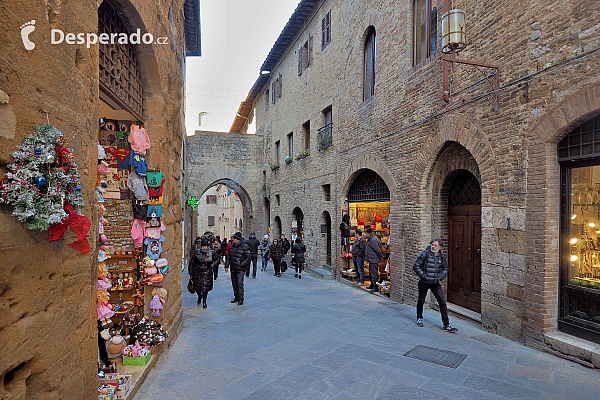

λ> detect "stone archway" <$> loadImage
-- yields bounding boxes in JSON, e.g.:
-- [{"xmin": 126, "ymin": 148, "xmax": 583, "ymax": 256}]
[
  {"xmin": 526, "ymin": 83, "xmax": 600, "ymax": 347},
  {"xmin": 199, "ymin": 179, "xmax": 253, "ymax": 238}
]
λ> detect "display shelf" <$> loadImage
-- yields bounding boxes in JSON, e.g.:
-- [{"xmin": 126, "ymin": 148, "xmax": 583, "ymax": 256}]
[{"xmin": 106, "ymin": 268, "xmax": 136, "ymax": 272}]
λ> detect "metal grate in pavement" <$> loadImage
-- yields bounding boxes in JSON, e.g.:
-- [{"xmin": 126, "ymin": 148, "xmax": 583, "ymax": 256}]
[{"xmin": 403, "ymin": 345, "xmax": 467, "ymax": 369}]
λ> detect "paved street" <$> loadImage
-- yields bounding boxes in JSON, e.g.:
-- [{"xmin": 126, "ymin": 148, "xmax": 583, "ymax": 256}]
[{"xmin": 135, "ymin": 266, "xmax": 600, "ymax": 400}]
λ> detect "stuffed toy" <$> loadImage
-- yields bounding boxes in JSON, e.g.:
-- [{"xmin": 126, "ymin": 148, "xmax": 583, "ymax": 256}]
[
  {"xmin": 149, "ymin": 287, "xmax": 167, "ymax": 317},
  {"xmin": 97, "ymin": 290, "xmax": 114, "ymax": 319},
  {"xmin": 132, "ymin": 283, "xmax": 145, "ymax": 307},
  {"xmin": 106, "ymin": 335, "xmax": 126, "ymax": 358},
  {"xmin": 117, "ymin": 272, "xmax": 124, "ymax": 289}
]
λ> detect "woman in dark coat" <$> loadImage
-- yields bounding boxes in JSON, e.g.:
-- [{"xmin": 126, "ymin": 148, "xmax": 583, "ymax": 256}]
[
  {"xmin": 268, "ymin": 239, "xmax": 284, "ymax": 277},
  {"xmin": 188, "ymin": 237, "xmax": 217, "ymax": 308},
  {"xmin": 291, "ymin": 237, "xmax": 307, "ymax": 279}
]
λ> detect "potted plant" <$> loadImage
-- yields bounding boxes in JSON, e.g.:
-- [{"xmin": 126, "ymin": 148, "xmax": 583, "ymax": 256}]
[
  {"xmin": 270, "ymin": 162, "xmax": 280, "ymax": 171},
  {"xmin": 284, "ymin": 156, "xmax": 293, "ymax": 165},
  {"xmin": 295, "ymin": 149, "xmax": 310, "ymax": 160}
]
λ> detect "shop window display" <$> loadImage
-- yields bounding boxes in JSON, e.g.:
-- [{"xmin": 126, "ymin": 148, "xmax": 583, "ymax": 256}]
[{"xmin": 559, "ymin": 114, "xmax": 600, "ymax": 343}]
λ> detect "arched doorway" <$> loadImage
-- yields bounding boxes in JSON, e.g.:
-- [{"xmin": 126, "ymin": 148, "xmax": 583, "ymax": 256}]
[
  {"xmin": 344, "ymin": 169, "xmax": 391, "ymax": 293},
  {"xmin": 447, "ymin": 170, "xmax": 482, "ymax": 313},
  {"xmin": 292, "ymin": 207, "xmax": 304, "ymax": 241},
  {"xmin": 321, "ymin": 211, "xmax": 332, "ymax": 265},
  {"xmin": 274, "ymin": 216, "xmax": 282, "ymax": 239}
]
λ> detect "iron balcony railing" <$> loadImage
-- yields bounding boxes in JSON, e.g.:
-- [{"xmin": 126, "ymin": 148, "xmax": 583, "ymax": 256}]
[{"xmin": 317, "ymin": 122, "xmax": 333, "ymax": 151}]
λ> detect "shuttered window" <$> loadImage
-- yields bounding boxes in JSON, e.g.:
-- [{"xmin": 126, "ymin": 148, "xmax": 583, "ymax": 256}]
[
  {"xmin": 322, "ymin": 10, "xmax": 331, "ymax": 49},
  {"xmin": 298, "ymin": 35, "xmax": 313, "ymax": 75},
  {"xmin": 208, "ymin": 216, "xmax": 215, "ymax": 226}
]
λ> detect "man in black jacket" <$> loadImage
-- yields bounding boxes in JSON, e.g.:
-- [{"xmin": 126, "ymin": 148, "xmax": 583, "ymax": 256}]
[
  {"xmin": 281, "ymin": 234, "xmax": 291, "ymax": 270},
  {"xmin": 228, "ymin": 232, "xmax": 251, "ymax": 305},
  {"xmin": 412, "ymin": 238, "xmax": 457, "ymax": 332},
  {"xmin": 364, "ymin": 228, "xmax": 382, "ymax": 292},
  {"xmin": 245, "ymin": 232, "xmax": 260, "ymax": 279}
]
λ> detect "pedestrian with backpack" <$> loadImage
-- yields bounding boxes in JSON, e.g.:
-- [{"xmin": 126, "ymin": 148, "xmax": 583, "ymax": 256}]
[
  {"xmin": 412, "ymin": 238, "xmax": 458, "ymax": 333},
  {"xmin": 291, "ymin": 237, "xmax": 307, "ymax": 279}
]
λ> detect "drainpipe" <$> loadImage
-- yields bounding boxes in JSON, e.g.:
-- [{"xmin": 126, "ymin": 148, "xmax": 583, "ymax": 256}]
[{"xmin": 442, "ymin": 0, "xmax": 450, "ymax": 103}]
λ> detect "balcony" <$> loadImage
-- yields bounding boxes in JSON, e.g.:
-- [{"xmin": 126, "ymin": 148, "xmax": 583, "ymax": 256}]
[{"xmin": 317, "ymin": 122, "xmax": 332, "ymax": 151}]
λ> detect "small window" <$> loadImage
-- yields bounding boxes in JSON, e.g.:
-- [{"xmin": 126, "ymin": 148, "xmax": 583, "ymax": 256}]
[
  {"xmin": 206, "ymin": 195, "xmax": 217, "ymax": 204},
  {"xmin": 321, "ymin": 10, "xmax": 331, "ymax": 49},
  {"xmin": 276, "ymin": 194, "xmax": 280, "ymax": 206},
  {"xmin": 265, "ymin": 89, "xmax": 270, "ymax": 108},
  {"xmin": 208, "ymin": 216, "xmax": 215, "ymax": 226},
  {"xmin": 413, "ymin": 0, "xmax": 438, "ymax": 66},
  {"xmin": 271, "ymin": 74, "xmax": 283, "ymax": 103},
  {"xmin": 363, "ymin": 27, "xmax": 376, "ymax": 101},
  {"xmin": 298, "ymin": 36, "xmax": 313, "ymax": 75},
  {"xmin": 303, "ymin": 121, "xmax": 310, "ymax": 151},
  {"xmin": 322, "ymin": 184, "xmax": 331, "ymax": 201},
  {"xmin": 275, "ymin": 140, "xmax": 281, "ymax": 164},
  {"xmin": 288, "ymin": 132, "xmax": 293, "ymax": 158},
  {"xmin": 198, "ymin": 112, "xmax": 209, "ymax": 127}
]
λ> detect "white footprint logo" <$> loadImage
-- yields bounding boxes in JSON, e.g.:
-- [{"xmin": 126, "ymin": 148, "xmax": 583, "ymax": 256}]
[{"xmin": 20, "ymin": 20, "xmax": 36, "ymax": 51}]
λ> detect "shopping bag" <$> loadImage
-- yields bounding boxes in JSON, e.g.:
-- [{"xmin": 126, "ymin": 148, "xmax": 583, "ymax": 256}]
[{"xmin": 281, "ymin": 260, "xmax": 288, "ymax": 272}]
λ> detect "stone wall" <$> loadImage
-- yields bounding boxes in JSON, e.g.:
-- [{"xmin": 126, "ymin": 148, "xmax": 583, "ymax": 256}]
[
  {"xmin": 185, "ymin": 131, "xmax": 264, "ymax": 240},
  {"xmin": 247, "ymin": 0, "xmax": 600, "ymax": 348},
  {"xmin": 0, "ymin": 0, "xmax": 186, "ymax": 397}
]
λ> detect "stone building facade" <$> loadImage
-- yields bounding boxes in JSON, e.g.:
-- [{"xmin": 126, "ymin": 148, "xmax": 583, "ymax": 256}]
[
  {"xmin": 196, "ymin": 184, "xmax": 244, "ymax": 240},
  {"xmin": 0, "ymin": 0, "xmax": 198, "ymax": 397},
  {"xmin": 227, "ymin": 0, "xmax": 600, "ymax": 362}
]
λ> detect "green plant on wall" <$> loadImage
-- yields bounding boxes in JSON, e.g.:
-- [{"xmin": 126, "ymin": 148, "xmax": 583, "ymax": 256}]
[
  {"xmin": 270, "ymin": 162, "xmax": 280, "ymax": 171},
  {"xmin": 295, "ymin": 149, "xmax": 310, "ymax": 160},
  {"xmin": 284, "ymin": 156, "xmax": 293, "ymax": 164}
]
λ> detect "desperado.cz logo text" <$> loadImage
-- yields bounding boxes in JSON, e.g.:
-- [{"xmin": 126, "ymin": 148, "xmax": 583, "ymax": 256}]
[{"xmin": 51, "ymin": 29, "xmax": 169, "ymax": 48}]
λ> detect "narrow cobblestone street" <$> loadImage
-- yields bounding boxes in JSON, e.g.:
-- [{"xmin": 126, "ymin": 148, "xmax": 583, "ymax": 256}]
[{"xmin": 135, "ymin": 266, "xmax": 600, "ymax": 400}]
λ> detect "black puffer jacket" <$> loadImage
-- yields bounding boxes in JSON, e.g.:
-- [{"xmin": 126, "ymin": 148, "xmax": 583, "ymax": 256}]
[
  {"xmin": 246, "ymin": 236, "xmax": 260, "ymax": 255},
  {"xmin": 228, "ymin": 240, "xmax": 251, "ymax": 272},
  {"xmin": 412, "ymin": 245, "xmax": 449, "ymax": 284},
  {"xmin": 189, "ymin": 247, "xmax": 216, "ymax": 293},
  {"xmin": 291, "ymin": 242, "xmax": 307, "ymax": 264}
]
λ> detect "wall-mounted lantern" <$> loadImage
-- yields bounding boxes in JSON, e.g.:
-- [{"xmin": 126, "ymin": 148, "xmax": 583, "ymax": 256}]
[{"xmin": 441, "ymin": 9, "xmax": 466, "ymax": 54}]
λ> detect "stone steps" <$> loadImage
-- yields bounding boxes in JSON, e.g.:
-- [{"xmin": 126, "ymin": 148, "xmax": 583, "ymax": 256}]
[{"xmin": 309, "ymin": 266, "xmax": 334, "ymax": 280}]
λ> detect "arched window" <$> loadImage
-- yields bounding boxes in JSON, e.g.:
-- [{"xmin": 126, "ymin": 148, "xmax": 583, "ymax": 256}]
[
  {"xmin": 198, "ymin": 112, "xmax": 210, "ymax": 127},
  {"xmin": 363, "ymin": 27, "xmax": 376, "ymax": 101}
]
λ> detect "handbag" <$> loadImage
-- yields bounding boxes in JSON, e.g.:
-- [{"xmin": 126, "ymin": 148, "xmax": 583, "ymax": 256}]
[
  {"xmin": 281, "ymin": 260, "xmax": 288, "ymax": 272},
  {"xmin": 187, "ymin": 279, "xmax": 195, "ymax": 294}
]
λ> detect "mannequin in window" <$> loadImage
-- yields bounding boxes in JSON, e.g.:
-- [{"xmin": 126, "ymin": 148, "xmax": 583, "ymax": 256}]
[{"xmin": 340, "ymin": 214, "xmax": 351, "ymax": 256}]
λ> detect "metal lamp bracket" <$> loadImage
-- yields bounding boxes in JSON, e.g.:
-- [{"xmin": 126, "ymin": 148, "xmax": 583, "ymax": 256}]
[{"xmin": 442, "ymin": 54, "xmax": 500, "ymax": 112}]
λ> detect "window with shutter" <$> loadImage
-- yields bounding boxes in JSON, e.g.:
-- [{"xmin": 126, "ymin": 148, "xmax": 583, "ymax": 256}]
[
  {"xmin": 271, "ymin": 81, "xmax": 276, "ymax": 103},
  {"xmin": 322, "ymin": 11, "xmax": 331, "ymax": 49},
  {"xmin": 208, "ymin": 216, "xmax": 215, "ymax": 226},
  {"xmin": 308, "ymin": 35, "xmax": 312, "ymax": 66},
  {"xmin": 298, "ymin": 46, "xmax": 303, "ymax": 75},
  {"xmin": 278, "ymin": 73, "xmax": 282, "ymax": 98},
  {"xmin": 413, "ymin": 0, "xmax": 438, "ymax": 66}
]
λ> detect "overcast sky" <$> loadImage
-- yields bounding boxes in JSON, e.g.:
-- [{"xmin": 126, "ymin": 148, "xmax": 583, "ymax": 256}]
[{"xmin": 185, "ymin": 0, "xmax": 300, "ymax": 134}]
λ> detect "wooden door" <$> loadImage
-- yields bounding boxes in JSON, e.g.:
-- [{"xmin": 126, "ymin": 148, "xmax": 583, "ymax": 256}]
[
  {"xmin": 448, "ymin": 206, "xmax": 481, "ymax": 313},
  {"xmin": 447, "ymin": 170, "xmax": 482, "ymax": 313}
]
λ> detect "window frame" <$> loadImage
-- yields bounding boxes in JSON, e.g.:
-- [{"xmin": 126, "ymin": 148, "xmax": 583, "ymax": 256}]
[
  {"xmin": 208, "ymin": 216, "xmax": 215, "ymax": 226},
  {"xmin": 412, "ymin": 0, "xmax": 438, "ymax": 67},
  {"xmin": 275, "ymin": 140, "xmax": 281, "ymax": 165},
  {"xmin": 363, "ymin": 27, "xmax": 376, "ymax": 101},
  {"xmin": 321, "ymin": 10, "xmax": 331, "ymax": 50}
]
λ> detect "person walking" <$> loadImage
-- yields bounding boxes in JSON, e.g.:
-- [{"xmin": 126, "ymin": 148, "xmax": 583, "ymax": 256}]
[
  {"xmin": 291, "ymin": 237, "xmax": 307, "ymax": 279},
  {"xmin": 224, "ymin": 239, "xmax": 232, "ymax": 271},
  {"xmin": 281, "ymin": 234, "xmax": 291, "ymax": 269},
  {"xmin": 268, "ymin": 238, "xmax": 284, "ymax": 277},
  {"xmin": 364, "ymin": 227, "xmax": 382, "ymax": 293},
  {"xmin": 246, "ymin": 232, "xmax": 260, "ymax": 279},
  {"xmin": 188, "ymin": 237, "xmax": 216, "ymax": 308},
  {"xmin": 412, "ymin": 238, "xmax": 458, "ymax": 333},
  {"xmin": 220, "ymin": 237, "xmax": 228, "ymax": 263},
  {"xmin": 351, "ymin": 229, "xmax": 366, "ymax": 285},
  {"xmin": 211, "ymin": 237, "xmax": 221, "ymax": 280},
  {"xmin": 259, "ymin": 235, "xmax": 270, "ymax": 271},
  {"xmin": 228, "ymin": 232, "xmax": 250, "ymax": 305}
]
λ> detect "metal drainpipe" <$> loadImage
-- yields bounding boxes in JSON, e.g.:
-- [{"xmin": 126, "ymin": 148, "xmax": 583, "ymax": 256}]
[{"xmin": 442, "ymin": 0, "xmax": 450, "ymax": 103}]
